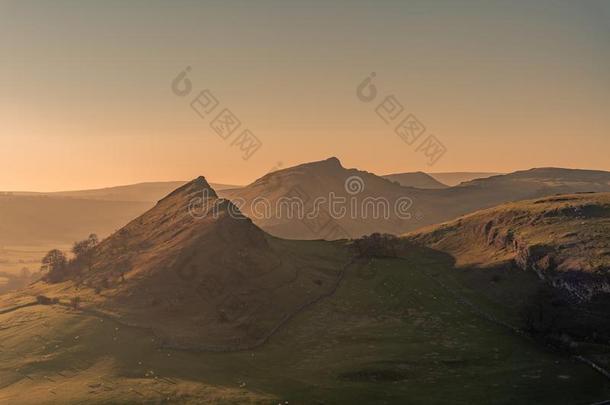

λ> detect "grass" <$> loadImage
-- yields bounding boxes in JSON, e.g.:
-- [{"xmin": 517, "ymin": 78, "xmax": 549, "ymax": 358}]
[{"xmin": 0, "ymin": 246, "xmax": 608, "ymax": 404}]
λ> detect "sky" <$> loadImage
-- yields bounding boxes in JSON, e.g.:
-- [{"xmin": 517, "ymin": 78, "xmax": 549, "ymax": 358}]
[{"xmin": 1, "ymin": 0, "xmax": 609, "ymax": 191}]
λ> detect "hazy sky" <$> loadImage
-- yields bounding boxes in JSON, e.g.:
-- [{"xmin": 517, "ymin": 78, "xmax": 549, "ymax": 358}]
[{"xmin": 1, "ymin": 0, "xmax": 609, "ymax": 191}]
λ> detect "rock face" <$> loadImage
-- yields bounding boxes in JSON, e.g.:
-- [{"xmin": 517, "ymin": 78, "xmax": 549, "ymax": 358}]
[
  {"xmin": 406, "ymin": 193, "xmax": 610, "ymax": 301},
  {"xmin": 64, "ymin": 177, "xmax": 347, "ymax": 351}
]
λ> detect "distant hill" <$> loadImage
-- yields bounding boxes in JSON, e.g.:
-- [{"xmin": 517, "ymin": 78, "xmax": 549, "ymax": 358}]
[
  {"xmin": 9, "ymin": 181, "xmax": 241, "ymax": 202},
  {"xmin": 442, "ymin": 167, "xmax": 610, "ymax": 216},
  {"xmin": 406, "ymin": 192, "xmax": 610, "ymax": 281},
  {"xmin": 400, "ymin": 167, "xmax": 610, "ymax": 235},
  {"xmin": 0, "ymin": 181, "xmax": 239, "ymax": 246},
  {"xmin": 427, "ymin": 172, "xmax": 501, "ymax": 186},
  {"xmin": 220, "ymin": 157, "xmax": 422, "ymax": 239},
  {"xmin": 221, "ymin": 159, "xmax": 610, "ymax": 240},
  {"xmin": 0, "ymin": 195, "xmax": 151, "ymax": 246},
  {"xmin": 2, "ymin": 162, "xmax": 610, "ymax": 249},
  {"xmin": 460, "ymin": 167, "xmax": 610, "ymax": 186},
  {"xmin": 382, "ymin": 171, "xmax": 448, "ymax": 189}
]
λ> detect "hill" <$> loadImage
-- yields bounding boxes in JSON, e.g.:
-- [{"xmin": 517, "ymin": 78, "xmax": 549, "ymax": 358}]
[
  {"xmin": 458, "ymin": 167, "xmax": 610, "ymax": 191},
  {"xmin": 11, "ymin": 177, "xmax": 347, "ymax": 351},
  {"xmin": 0, "ymin": 181, "xmax": 240, "ymax": 278},
  {"xmin": 405, "ymin": 193, "xmax": 610, "ymax": 367},
  {"xmin": 9, "ymin": 181, "xmax": 241, "ymax": 202},
  {"xmin": 434, "ymin": 168, "xmax": 610, "ymax": 222},
  {"xmin": 406, "ymin": 192, "xmax": 610, "ymax": 277},
  {"xmin": 382, "ymin": 171, "xmax": 448, "ymax": 189},
  {"xmin": 427, "ymin": 172, "xmax": 502, "ymax": 186},
  {"xmin": 220, "ymin": 157, "xmax": 424, "ymax": 239},
  {"xmin": 221, "ymin": 159, "xmax": 610, "ymax": 240},
  {"xmin": 2, "ymin": 161, "xmax": 610, "ymax": 272}
]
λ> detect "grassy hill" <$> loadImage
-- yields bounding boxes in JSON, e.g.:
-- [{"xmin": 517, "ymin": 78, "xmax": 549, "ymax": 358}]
[
  {"xmin": 27, "ymin": 177, "xmax": 348, "ymax": 351},
  {"xmin": 405, "ymin": 192, "xmax": 610, "ymax": 372},
  {"xmin": 0, "ymin": 181, "xmax": 240, "ymax": 282},
  {"xmin": 406, "ymin": 192, "xmax": 610, "ymax": 281}
]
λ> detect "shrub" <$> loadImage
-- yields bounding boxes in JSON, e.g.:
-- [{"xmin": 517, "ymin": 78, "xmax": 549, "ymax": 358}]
[{"xmin": 36, "ymin": 295, "xmax": 54, "ymax": 305}]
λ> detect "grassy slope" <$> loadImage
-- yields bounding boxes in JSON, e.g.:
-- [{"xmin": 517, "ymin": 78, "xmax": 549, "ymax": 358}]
[
  {"xmin": 405, "ymin": 193, "xmax": 610, "ymax": 277},
  {"xmin": 1, "ymin": 246, "xmax": 607, "ymax": 404},
  {"xmin": 404, "ymin": 193, "xmax": 610, "ymax": 372}
]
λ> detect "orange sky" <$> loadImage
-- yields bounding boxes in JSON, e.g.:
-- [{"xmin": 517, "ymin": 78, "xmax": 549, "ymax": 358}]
[{"xmin": 1, "ymin": 0, "xmax": 609, "ymax": 191}]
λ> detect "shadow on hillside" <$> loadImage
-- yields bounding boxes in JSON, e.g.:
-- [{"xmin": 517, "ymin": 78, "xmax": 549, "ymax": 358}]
[{"xmin": 399, "ymin": 242, "xmax": 610, "ymax": 363}]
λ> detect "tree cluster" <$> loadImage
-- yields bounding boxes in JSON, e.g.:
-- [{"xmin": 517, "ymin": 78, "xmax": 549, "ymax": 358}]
[
  {"xmin": 353, "ymin": 233, "xmax": 400, "ymax": 258},
  {"xmin": 40, "ymin": 234, "xmax": 99, "ymax": 283}
]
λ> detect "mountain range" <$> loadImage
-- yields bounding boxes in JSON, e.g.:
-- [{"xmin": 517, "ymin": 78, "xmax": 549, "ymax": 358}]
[
  {"xmin": 222, "ymin": 158, "xmax": 610, "ymax": 239},
  {"xmin": 2, "ymin": 158, "xmax": 610, "ymax": 248}
]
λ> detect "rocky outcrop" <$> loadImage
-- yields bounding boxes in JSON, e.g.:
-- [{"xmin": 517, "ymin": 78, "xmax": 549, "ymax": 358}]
[{"xmin": 478, "ymin": 216, "xmax": 610, "ymax": 301}]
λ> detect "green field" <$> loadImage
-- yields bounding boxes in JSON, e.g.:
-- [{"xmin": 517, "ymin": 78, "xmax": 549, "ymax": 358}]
[{"xmin": 0, "ymin": 247, "xmax": 608, "ymax": 404}]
